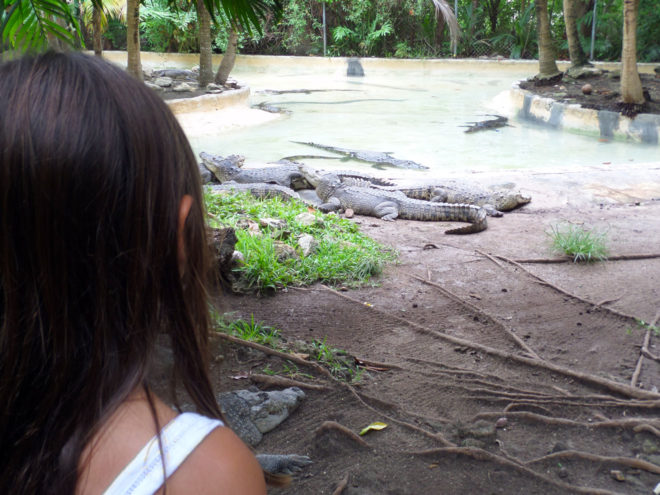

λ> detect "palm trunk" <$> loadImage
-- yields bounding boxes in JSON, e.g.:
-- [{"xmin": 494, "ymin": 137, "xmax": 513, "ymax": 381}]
[
  {"xmin": 621, "ymin": 0, "xmax": 644, "ymax": 104},
  {"xmin": 126, "ymin": 0, "xmax": 142, "ymax": 81},
  {"xmin": 563, "ymin": 0, "xmax": 588, "ymax": 66},
  {"xmin": 215, "ymin": 28, "xmax": 238, "ymax": 85},
  {"xmin": 92, "ymin": 3, "xmax": 102, "ymax": 57},
  {"xmin": 197, "ymin": 0, "xmax": 213, "ymax": 87},
  {"xmin": 535, "ymin": 0, "xmax": 561, "ymax": 78}
]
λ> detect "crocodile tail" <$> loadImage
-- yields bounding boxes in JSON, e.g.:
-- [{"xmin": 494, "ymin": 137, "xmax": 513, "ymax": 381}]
[{"xmin": 444, "ymin": 205, "xmax": 488, "ymax": 235}]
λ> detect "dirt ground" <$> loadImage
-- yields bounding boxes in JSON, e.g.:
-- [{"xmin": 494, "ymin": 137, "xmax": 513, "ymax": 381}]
[
  {"xmin": 519, "ymin": 70, "xmax": 660, "ymax": 117},
  {"xmin": 203, "ymin": 161, "xmax": 660, "ymax": 494}
]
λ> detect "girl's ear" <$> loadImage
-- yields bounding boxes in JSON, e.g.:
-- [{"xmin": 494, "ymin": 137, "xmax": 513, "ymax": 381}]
[{"xmin": 177, "ymin": 195, "xmax": 194, "ymax": 274}]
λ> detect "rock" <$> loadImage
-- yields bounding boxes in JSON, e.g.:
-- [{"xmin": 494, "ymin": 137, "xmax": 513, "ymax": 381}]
[
  {"xmin": 495, "ymin": 417, "xmax": 508, "ymax": 429},
  {"xmin": 609, "ymin": 469, "xmax": 625, "ymax": 482},
  {"xmin": 144, "ymin": 81, "xmax": 163, "ymax": 92},
  {"xmin": 298, "ymin": 234, "xmax": 318, "ymax": 257},
  {"xmin": 273, "ymin": 241, "xmax": 299, "ymax": 262},
  {"xmin": 558, "ymin": 467, "xmax": 569, "ymax": 479},
  {"xmin": 234, "ymin": 387, "xmax": 305, "ymax": 434},
  {"xmin": 565, "ymin": 66, "xmax": 603, "ymax": 79},
  {"xmin": 294, "ymin": 212, "xmax": 318, "ymax": 227},
  {"xmin": 231, "ymin": 250, "xmax": 244, "ymax": 265},
  {"xmin": 344, "ymin": 208, "xmax": 355, "ymax": 218},
  {"xmin": 581, "ymin": 83, "xmax": 593, "ymax": 95},
  {"xmin": 153, "ymin": 77, "xmax": 173, "ymax": 88},
  {"xmin": 173, "ymin": 82, "xmax": 195, "ymax": 92},
  {"xmin": 259, "ymin": 217, "xmax": 287, "ymax": 230}
]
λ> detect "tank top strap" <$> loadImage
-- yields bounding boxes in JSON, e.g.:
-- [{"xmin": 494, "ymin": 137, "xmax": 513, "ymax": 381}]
[{"xmin": 103, "ymin": 412, "xmax": 224, "ymax": 495}]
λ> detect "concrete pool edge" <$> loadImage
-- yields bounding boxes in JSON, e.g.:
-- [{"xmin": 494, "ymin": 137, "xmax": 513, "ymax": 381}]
[
  {"xmin": 166, "ymin": 86, "xmax": 250, "ymax": 114},
  {"xmin": 499, "ymin": 84, "xmax": 660, "ymax": 145}
]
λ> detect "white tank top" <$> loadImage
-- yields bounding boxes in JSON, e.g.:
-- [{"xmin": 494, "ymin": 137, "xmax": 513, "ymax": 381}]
[{"xmin": 103, "ymin": 412, "xmax": 224, "ymax": 495}]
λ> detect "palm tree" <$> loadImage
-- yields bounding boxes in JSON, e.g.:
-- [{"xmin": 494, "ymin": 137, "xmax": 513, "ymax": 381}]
[
  {"xmin": 1, "ymin": 0, "xmax": 81, "ymax": 50},
  {"xmin": 535, "ymin": 0, "xmax": 561, "ymax": 79},
  {"xmin": 126, "ymin": 0, "xmax": 142, "ymax": 79},
  {"xmin": 563, "ymin": 0, "xmax": 589, "ymax": 67},
  {"xmin": 197, "ymin": 0, "xmax": 213, "ymax": 86},
  {"xmin": 620, "ymin": 0, "xmax": 644, "ymax": 104}
]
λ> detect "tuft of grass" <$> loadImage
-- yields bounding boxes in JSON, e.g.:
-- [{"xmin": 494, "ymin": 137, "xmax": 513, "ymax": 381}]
[
  {"xmin": 215, "ymin": 313, "xmax": 281, "ymax": 347},
  {"xmin": 204, "ymin": 189, "xmax": 396, "ymax": 292},
  {"xmin": 309, "ymin": 337, "xmax": 364, "ymax": 383},
  {"xmin": 547, "ymin": 223, "xmax": 608, "ymax": 262}
]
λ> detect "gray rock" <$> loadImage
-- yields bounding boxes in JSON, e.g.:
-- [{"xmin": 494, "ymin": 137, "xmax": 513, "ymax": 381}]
[
  {"xmin": 173, "ymin": 82, "xmax": 195, "ymax": 92},
  {"xmin": 154, "ymin": 77, "xmax": 173, "ymax": 88},
  {"xmin": 298, "ymin": 234, "xmax": 318, "ymax": 257},
  {"xmin": 294, "ymin": 212, "xmax": 317, "ymax": 227},
  {"xmin": 234, "ymin": 387, "xmax": 305, "ymax": 434},
  {"xmin": 274, "ymin": 241, "xmax": 299, "ymax": 262}
]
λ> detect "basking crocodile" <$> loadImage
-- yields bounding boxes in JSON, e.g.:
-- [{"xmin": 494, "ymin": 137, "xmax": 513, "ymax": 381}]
[
  {"xmin": 300, "ymin": 167, "xmax": 487, "ymax": 234},
  {"xmin": 291, "ymin": 141, "xmax": 429, "ymax": 170},
  {"xmin": 462, "ymin": 115, "xmax": 509, "ymax": 133},
  {"xmin": 201, "ymin": 152, "xmax": 394, "ymax": 190},
  {"xmin": 357, "ymin": 182, "xmax": 530, "ymax": 217}
]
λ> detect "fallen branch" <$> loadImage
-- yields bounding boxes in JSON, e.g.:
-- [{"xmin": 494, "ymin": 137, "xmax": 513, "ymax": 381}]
[
  {"xmin": 512, "ymin": 253, "xmax": 660, "ymax": 264},
  {"xmin": 321, "ymin": 286, "xmax": 660, "ymax": 400},
  {"xmin": 526, "ymin": 450, "xmax": 660, "ymax": 474},
  {"xmin": 631, "ymin": 314, "xmax": 658, "ymax": 387},
  {"xmin": 249, "ymin": 373, "xmax": 331, "ymax": 391},
  {"xmin": 411, "ymin": 447, "xmax": 620, "ymax": 495}
]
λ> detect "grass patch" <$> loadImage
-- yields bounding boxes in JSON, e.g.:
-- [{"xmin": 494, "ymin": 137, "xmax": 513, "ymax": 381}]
[
  {"xmin": 547, "ymin": 223, "xmax": 608, "ymax": 262},
  {"xmin": 214, "ymin": 313, "xmax": 281, "ymax": 347},
  {"xmin": 205, "ymin": 189, "xmax": 396, "ymax": 291}
]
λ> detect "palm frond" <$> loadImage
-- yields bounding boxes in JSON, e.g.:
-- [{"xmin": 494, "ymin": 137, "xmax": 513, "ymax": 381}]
[
  {"xmin": 429, "ymin": 0, "xmax": 460, "ymax": 52},
  {"xmin": 202, "ymin": 0, "xmax": 283, "ymax": 33},
  {"xmin": 2, "ymin": 0, "xmax": 81, "ymax": 51}
]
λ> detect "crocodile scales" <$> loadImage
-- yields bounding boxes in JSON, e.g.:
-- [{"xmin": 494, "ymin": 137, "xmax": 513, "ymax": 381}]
[{"xmin": 301, "ymin": 167, "xmax": 487, "ymax": 234}]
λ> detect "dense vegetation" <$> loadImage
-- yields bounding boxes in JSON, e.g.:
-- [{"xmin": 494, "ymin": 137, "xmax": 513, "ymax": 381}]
[{"xmin": 103, "ymin": 0, "xmax": 659, "ymax": 62}]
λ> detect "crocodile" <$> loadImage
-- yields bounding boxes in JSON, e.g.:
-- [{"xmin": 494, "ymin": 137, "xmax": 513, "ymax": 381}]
[
  {"xmin": 352, "ymin": 182, "xmax": 530, "ymax": 217},
  {"xmin": 462, "ymin": 115, "xmax": 510, "ymax": 133},
  {"xmin": 300, "ymin": 167, "xmax": 487, "ymax": 234},
  {"xmin": 200, "ymin": 152, "xmax": 395, "ymax": 190},
  {"xmin": 208, "ymin": 181, "xmax": 309, "ymax": 203},
  {"xmin": 291, "ymin": 141, "xmax": 429, "ymax": 170}
]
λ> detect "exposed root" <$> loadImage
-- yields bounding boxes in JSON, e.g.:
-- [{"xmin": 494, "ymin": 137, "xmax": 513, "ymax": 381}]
[
  {"xmin": 249, "ymin": 373, "xmax": 331, "ymax": 391},
  {"xmin": 631, "ymin": 314, "xmax": 659, "ymax": 387},
  {"xmin": 526, "ymin": 450, "xmax": 660, "ymax": 475},
  {"xmin": 503, "ymin": 402, "xmax": 554, "ymax": 416},
  {"xmin": 332, "ymin": 473, "xmax": 350, "ymax": 495},
  {"xmin": 633, "ymin": 424, "xmax": 660, "ymax": 437},
  {"xmin": 511, "ymin": 253, "xmax": 660, "ymax": 263},
  {"xmin": 315, "ymin": 421, "xmax": 370, "ymax": 449},
  {"xmin": 321, "ymin": 286, "xmax": 660, "ymax": 400},
  {"xmin": 410, "ymin": 447, "xmax": 620, "ymax": 495},
  {"xmin": 411, "ymin": 275, "xmax": 541, "ymax": 359},
  {"xmin": 354, "ymin": 356, "xmax": 402, "ymax": 370}
]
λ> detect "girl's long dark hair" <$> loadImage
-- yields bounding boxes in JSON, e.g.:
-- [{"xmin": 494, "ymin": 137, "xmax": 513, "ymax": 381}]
[{"xmin": 0, "ymin": 51, "xmax": 221, "ymax": 493}]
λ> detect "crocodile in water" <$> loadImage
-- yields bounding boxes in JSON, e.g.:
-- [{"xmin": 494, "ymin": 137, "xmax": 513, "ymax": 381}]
[
  {"xmin": 291, "ymin": 141, "xmax": 429, "ymax": 170},
  {"xmin": 300, "ymin": 166, "xmax": 487, "ymax": 234},
  {"xmin": 462, "ymin": 115, "xmax": 509, "ymax": 133}
]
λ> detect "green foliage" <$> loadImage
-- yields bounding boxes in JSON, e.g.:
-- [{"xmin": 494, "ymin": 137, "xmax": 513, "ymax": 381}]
[
  {"xmin": 309, "ymin": 337, "xmax": 363, "ymax": 382},
  {"xmin": 489, "ymin": 3, "xmax": 536, "ymax": 59},
  {"xmin": 215, "ymin": 313, "xmax": 281, "ymax": 346},
  {"xmin": 2, "ymin": 0, "xmax": 82, "ymax": 51},
  {"xmin": 547, "ymin": 223, "xmax": 608, "ymax": 263},
  {"xmin": 204, "ymin": 190, "xmax": 396, "ymax": 292},
  {"xmin": 140, "ymin": 0, "xmax": 199, "ymax": 52}
]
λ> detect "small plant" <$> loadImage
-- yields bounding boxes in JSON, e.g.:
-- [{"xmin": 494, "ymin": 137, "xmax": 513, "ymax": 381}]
[
  {"xmin": 215, "ymin": 314, "xmax": 281, "ymax": 347},
  {"xmin": 309, "ymin": 337, "xmax": 363, "ymax": 383},
  {"xmin": 547, "ymin": 223, "xmax": 608, "ymax": 262},
  {"xmin": 636, "ymin": 318, "xmax": 659, "ymax": 336}
]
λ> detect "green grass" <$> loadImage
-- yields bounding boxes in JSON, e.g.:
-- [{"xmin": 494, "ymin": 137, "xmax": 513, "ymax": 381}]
[
  {"xmin": 214, "ymin": 313, "xmax": 281, "ymax": 347},
  {"xmin": 309, "ymin": 337, "xmax": 364, "ymax": 383},
  {"xmin": 547, "ymin": 223, "xmax": 608, "ymax": 263},
  {"xmin": 204, "ymin": 189, "xmax": 396, "ymax": 291}
]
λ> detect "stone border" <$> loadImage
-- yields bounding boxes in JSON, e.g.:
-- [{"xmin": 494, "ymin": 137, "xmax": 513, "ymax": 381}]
[
  {"xmin": 165, "ymin": 86, "xmax": 250, "ymax": 114},
  {"xmin": 508, "ymin": 84, "xmax": 660, "ymax": 145}
]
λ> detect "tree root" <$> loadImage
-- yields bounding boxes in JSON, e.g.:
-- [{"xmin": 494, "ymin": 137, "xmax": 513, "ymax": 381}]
[
  {"xmin": 332, "ymin": 473, "xmax": 350, "ymax": 495},
  {"xmin": 411, "ymin": 275, "xmax": 541, "ymax": 359},
  {"xmin": 479, "ymin": 252, "xmax": 644, "ymax": 324},
  {"xmin": 503, "ymin": 402, "xmax": 554, "ymax": 416},
  {"xmin": 631, "ymin": 314, "xmax": 659, "ymax": 387},
  {"xmin": 249, "ymin": 373, "xmax": 331, "ymax": 391},
  {"xmin": 470, "ymin": 411, "xmax": 660, "ymax": 437},
  {"xmin": 525, "ymin": 450, "xmax": 660, "ymax": 475},
  {"xmin": 321, "ymin": 286, "xmax": 660, "ymax": 400},
  {"xmin": 315, "ymin": 421, "xmax": 370, "ymax": 449},
  {"xmin": 511, "ymin": 253, "xmax": 660, "ymax": 264},
  {"xmin": 410, "ymin": 447, "xmax": 621, "ymax": 495}
]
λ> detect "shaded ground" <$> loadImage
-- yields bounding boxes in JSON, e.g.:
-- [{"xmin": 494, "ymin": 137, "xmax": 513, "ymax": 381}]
[
  {"xmin": 519, "ymin": 71, "xmax": 660, "ymax": 117},
  {"xmin": 205, "ymin": 163, "xmax": 660, "ymax": 494}
]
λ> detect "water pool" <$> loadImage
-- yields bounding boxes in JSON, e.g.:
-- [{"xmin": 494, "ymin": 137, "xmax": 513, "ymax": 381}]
[{"xmin": 167, "ymin": 56, "xmax": 659, "ymax": 178}]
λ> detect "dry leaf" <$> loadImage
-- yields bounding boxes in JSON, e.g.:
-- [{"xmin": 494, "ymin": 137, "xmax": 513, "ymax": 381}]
[{"xmin": 359, "ymin": 422, "xmax": 388, "ymax": 436}]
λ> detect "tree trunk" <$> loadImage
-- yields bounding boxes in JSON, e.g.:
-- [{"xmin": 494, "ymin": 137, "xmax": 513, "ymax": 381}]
[
  {"xmin": 535, "ymin": 0, "xmax": 561, "ymax": 78},
  {"xmin": 126, "ymin": 0, "xmax": 143, "ymax": 81},
  {"xmin": 92, "ymin": 3, "xmax": 103, "ymax": 57},
  {"xmin": 215, "ymin": 28, "xmax": 238, "ymax": 85},
  {"xmin": 197, "ymin": 0, "xmax": 213, "ymax": 87},
  {"xmin": 621, "ymin": 0, "xmax": 644, "ymax": 104},
  {"xmin": 563, "ymin": 0, "xmax": 589, "ymax": 66}
]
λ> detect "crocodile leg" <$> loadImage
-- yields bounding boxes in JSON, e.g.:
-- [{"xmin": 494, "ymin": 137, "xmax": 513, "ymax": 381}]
[
  {"xmin": 318, "ymin": 197, "xmax": 342, "ymax": 213},
  {"xmin": 374, "ymin": 202, "xmax": 399, "ymax": 221}
]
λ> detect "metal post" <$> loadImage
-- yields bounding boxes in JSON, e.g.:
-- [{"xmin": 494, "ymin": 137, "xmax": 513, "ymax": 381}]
[
  {"xmin": 590, "ymin": 0, "xmax": 598, "ymax": 60},
  {"xmin": 453, "ymin": 0, "xmax": 458, "ymax": 56},
  {"xmin": 323, "ymin": 2, "xmax": 327, "ymax": 57}
]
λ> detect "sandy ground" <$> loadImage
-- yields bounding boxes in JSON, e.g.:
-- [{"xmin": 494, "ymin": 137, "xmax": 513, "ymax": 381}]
[{"xmin": 198, "ymin": 159, "xmax": 660, "ymax": 494}]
